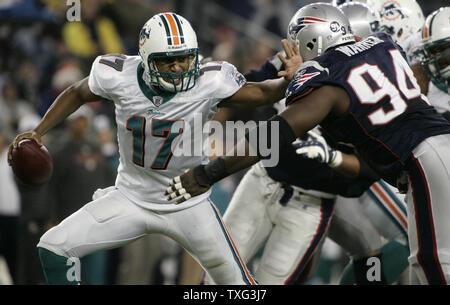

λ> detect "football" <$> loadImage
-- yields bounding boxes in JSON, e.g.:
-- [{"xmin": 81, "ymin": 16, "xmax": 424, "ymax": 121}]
[{"xmin": 11, "ymin": 139, "xmax": 53, "ymax": 186}]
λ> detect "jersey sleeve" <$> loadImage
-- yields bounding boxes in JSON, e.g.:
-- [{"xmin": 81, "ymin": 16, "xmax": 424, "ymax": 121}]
[
  {"xmin": 204, "ymin": 61, "xmax": 246, "ymax": 100},
  {"xmin": 285, "ymin": 60, "xmax": 329, "ymax": 106},
  {"xmin": 88, "ymin": 55, "xmax": 119, "ymax": 100}
]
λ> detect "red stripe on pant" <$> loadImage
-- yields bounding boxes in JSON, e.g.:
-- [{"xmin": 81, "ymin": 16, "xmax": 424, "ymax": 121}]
[
  {"xmin": 409, "ymin": 155, "xmax": 446, "ymax": 284},
  {"xmin": 284, "ymin": 198, "xmax": 335, "ymax": 285}
]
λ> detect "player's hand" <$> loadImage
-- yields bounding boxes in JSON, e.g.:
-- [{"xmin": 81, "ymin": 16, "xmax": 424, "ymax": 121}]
[
  {"xmin": 7, "ymin": 130, "xmax": 43, "ymax": 166},
  {"xmin": 277, "ymin": 39, "xmax": 303, "ymax": 81},
  {"xmin": 292, "ymin": 130, "xmax": 343, "ymax": 168},
  {"xmin": 165, "ymin": 167, "xmax": 211, "ymax": 204}
]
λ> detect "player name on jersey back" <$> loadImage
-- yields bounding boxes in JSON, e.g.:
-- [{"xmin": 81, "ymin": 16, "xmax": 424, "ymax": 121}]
[{"xmin": 336, "ymin": 36, "xmax": 384, "ymax": 57}]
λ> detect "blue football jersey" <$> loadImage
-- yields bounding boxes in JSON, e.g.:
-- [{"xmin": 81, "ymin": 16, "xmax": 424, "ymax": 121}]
[
  {"xmin": 285, "ymin": 32, "xmax": 450, "ymax": 185},
  {"xmin": 244, "ymin": 48, "xmax": 375, "ymax": 196}
]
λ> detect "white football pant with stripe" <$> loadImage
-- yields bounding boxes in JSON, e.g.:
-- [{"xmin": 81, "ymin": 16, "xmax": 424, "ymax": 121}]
[
  {"xmin": 37, "ymin": 188, "xmax": 256, "ymax": 285},
  {"xmin": 329, "ymin": 180, "xmax": 408, "ymax": 261},
  {"xmin": 359, "ymin": 180, "xmax": 408, "ymax": 245},
  {"xmin": 204, "ymin": 162, "xmax": 335, "ymax": 285},
  {"xmin": 404, "ymin": 134, "xmax": 450, "ymax": 285}
]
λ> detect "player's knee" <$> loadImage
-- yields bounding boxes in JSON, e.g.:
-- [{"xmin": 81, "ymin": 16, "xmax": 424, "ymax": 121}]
[
  {"xmin": 198, "ymin": 250, "xmax": 228, "ymax": 270},
  {"xmin": 37, "ymin": 224, "xmax": 69, "ymax": 256},
  {"xmin": 197, "ymin": 250, "xmax": 245, "ymax": 284}
]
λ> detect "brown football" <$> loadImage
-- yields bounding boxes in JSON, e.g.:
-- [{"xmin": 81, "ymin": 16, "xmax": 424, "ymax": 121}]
[{"xmin": 11, "ymin": 139, "xmax": 53, "ymax": 185}]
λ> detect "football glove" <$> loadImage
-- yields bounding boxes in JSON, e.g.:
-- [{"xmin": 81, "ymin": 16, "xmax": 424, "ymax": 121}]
[{"xmin": 293, "ymin": 130, "xmax": 343, "ymax": 168}]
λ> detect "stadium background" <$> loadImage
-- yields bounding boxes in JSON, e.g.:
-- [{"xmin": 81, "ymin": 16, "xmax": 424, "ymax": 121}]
[{"xmin": 0, "ymin": 0, "xmax": 446, "ymax": 285}]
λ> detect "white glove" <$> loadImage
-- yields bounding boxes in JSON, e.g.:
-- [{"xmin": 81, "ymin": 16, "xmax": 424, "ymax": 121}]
[{"xmin": 293, "ymin": 130, "xmax": 343, "ymax": 168}]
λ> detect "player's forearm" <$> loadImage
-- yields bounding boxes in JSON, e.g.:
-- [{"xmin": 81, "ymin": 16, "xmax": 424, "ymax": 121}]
[
  {"xmin": 255, "ymin": 78, "xmax": 290, "ymax": 105},
  {"xmin": 333, "ymin": 153, "xmax": 380, "ymax": 181},
  {"xmin": 198, "ymin": 116, "xmax": 293, "ymax": 184},
  {"xmin": 333, "ymin": 153, "xmax": 360, "ymax": 178},
  {"xmin": 196, "ymin": 139, "xmax": 260, "ymax": 186},
  {"xmin": 220, "ymin": 78, "xmax": 289, "ymax": 109},
  {"xmin": 35, "ymin": 79, "xmax": 95, "ymax": 136},
  {"xmin": 222, "ymin": 139, "xmax": 261, "ymax": 175}
]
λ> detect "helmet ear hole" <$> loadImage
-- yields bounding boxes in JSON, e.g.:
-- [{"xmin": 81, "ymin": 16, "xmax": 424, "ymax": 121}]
[
  {"xmin": 307, "ymin": 42, "xmax": 315, "ymax": 50},
  {"xmin": 397, "ymin": 28, "xmax": 403, "ymax": 40}
]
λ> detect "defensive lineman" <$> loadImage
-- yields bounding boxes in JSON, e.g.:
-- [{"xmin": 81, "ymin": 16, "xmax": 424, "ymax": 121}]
[
  {"xmin": 167, "ymin": 3, "xmax": 450, "ymax": 285},
  {"xmin": 8, "ymin": 13, "xmax": 301, "ymax": 284}
]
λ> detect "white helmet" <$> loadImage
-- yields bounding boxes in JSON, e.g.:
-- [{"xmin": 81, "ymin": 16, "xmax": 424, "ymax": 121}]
[
  {"xmin": 287, "ymin": 3, "xmax": 355, "ymax": 62},
  {"xmin": 421, "ymin": 7, "xmax": 450, "ymax": 92},
  {"xmin": 376, "ymin": 0, "xmax": 424, "ymax": 43},
  {"xmin": 332, "ymin": 0, "xmax": 378, "ymax": 9},
  {"xmin": 138, "ymin": 12, "xmax": 199, "ymax": 92},
  {"xmin": 339, "ymin": 2, "xmax": 380, "ymax": 38}
]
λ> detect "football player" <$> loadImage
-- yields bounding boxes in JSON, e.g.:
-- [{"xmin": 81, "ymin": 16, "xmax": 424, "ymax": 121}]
[
  {"xmin": 167, "ymin": 3, "xmax": 450, "ymax": 285},
  {"xmin": 419, "ymin": 7, "xmax": 450, "ymax": 120},
  {"xmin": 199, "ymin": 2, "xmax": 406, "ymax": 285},
  {"xmin": 333, "ymin": 1, "xmax": 410, "ymax": 285},
  {"xmin": 7, "ymin": 13, "xmax": 302, "ymax": 284}
]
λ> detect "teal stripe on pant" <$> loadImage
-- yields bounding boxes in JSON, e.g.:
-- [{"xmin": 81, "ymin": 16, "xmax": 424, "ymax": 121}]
[{"xmin": 208, "ymin": 199, "xmax": 257, "ymax": 285}]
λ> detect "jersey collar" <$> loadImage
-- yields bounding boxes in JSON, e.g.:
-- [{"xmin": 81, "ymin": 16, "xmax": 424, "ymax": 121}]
[{"xmin": 137, "ymin": 63, "xmax": 175, "ymax": 107}]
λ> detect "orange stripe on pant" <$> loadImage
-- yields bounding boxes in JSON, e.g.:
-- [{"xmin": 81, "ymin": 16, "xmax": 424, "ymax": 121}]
[{"xmin": 371, "ymin": 183, "xmax": 408, "ymax": 229}]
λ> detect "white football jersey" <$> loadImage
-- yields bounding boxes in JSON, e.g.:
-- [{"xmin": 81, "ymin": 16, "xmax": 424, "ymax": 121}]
[{"xmin": 88, "ymin": 55, "xmax": 245, "ymax": 211}]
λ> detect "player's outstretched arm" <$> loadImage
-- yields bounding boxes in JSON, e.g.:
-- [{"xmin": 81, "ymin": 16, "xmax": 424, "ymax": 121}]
[
  {"xmin": 166, "ymin": 85, "xmax": 346, "ymax": 204},
  {"xmin": 217, "ymin": 40, "xmax": 303, "ymax": 109},
  {"xmin": 7, "ymin": 77, "xmax": 101, "ymax": 165}
]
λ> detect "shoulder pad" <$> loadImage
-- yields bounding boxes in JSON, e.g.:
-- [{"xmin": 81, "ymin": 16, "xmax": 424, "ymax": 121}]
[{"xmin": 285, "ymin": 61, "xmax": 329, "ymax": 105}]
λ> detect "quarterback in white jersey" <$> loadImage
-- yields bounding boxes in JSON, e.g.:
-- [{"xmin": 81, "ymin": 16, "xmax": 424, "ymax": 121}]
[
  {"xmin": 89, "ymin": 55, "xmax": 243, "ymax": 211},
  {"xmin": 8, "ymin": 12, "xmax": 301, "ymax": 285}
]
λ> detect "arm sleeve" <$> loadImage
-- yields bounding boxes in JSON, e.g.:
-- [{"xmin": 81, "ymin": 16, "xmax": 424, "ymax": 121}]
[
  {"xmin": 88, "ymin": 56, "xmax": 114, "ymax": 100},
  {"xmin": 209, "ymin": 61, "xmax": 247, "ymax": 100}
]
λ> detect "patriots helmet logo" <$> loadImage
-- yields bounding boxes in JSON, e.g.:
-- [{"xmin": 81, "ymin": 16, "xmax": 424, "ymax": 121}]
[{"xmin": 289, "ymin": 17, "xmax": 327, "ymax": 41}]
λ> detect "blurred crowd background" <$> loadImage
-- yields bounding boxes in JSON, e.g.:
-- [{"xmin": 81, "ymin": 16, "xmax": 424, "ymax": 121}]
[{"xmin": 0, "ymin": 0, "xmax": 447, "ymax": 285}]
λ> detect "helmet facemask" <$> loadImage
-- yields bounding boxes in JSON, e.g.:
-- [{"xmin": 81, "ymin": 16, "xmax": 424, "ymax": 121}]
[
  {"xmin": 422, "ymin": 37, "xmax": 450, "ymax": 92},
  {"xmin": 147, "ymin": 49, "xmax": 199, "ymax": 93}
]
